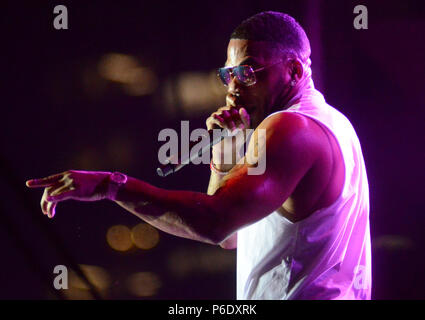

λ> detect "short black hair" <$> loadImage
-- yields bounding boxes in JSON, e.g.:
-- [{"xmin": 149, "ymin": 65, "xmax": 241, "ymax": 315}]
[{"xmin": 230, "ymin": 11, "xmax": 311, "ymax": 63}]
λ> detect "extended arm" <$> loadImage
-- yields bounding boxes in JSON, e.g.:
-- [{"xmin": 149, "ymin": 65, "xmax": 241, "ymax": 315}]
[
  {"xmin": 110, "ymin": 113, "xmax": 317, "ymax": 245},
  {"xmin": 26, "ymin": 113, "xmax": 317, "ymax": 247}
]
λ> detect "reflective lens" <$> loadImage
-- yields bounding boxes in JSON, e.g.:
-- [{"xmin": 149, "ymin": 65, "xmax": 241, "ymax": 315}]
[
  {"xmin": 218, "ymin": 68, "xmax": 232, "ymax": 85},
  {"xmin": 233, "ymin": 66, "xmax": 256, "ymax": 86},
  {"xmin": 217, "ymin": 65, "xmax": 256, "ymax": 86}
]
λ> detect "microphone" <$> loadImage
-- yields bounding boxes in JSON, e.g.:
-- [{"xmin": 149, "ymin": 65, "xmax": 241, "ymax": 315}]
[{"xmin": 156, "ymin": 126, "xmax": 230, "ymax": 177}]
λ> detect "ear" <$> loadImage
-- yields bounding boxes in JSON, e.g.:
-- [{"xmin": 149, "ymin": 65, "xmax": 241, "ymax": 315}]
[{"xmin": 289, "ymin": 59, "xmax": 304, "ymax": 82}]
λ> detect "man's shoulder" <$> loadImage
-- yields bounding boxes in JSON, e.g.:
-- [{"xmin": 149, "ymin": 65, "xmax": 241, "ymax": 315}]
[
  {"xmin": 245, "ymin": 111, "xmax": 324, "ymax": 170},
  {"xmin": 256, "ymin": 111, "xmax": 321, "ymax": 145},
  {"xmin": 260, "ymin": 110, "xmax": 308, "ymax": 127}
]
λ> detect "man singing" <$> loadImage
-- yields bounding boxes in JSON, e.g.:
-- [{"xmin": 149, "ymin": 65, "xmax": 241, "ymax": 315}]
[{"xmin": 26, "ymin": 11, "xmax": 371, "ymax": 300}]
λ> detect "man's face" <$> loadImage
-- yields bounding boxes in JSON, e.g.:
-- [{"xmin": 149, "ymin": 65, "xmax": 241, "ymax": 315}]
[{"xmin": 224, "ymin": 39, "xmax": 292, "ymax": 128}]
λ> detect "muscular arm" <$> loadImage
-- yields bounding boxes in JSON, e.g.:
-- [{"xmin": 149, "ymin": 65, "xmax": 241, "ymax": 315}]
[
  {"xmin": 207, "ymin": 164, "xmax": 238, "ymax": 249},
  {"xmin": 113, "ymin": 113, "xmax": 318, "ymax": 246}
]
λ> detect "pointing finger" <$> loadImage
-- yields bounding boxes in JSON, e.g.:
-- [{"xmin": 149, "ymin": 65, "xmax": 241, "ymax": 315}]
[{"xmin": 26, "ymin": 173, "xmax": 64, "ymax": 188}]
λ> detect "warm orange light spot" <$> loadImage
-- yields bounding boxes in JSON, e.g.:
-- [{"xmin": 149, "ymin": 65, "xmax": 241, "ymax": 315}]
[
  {"xmin": 126, "ymin": 272, "xmax": 161, "ymax": 297},
  {"xmin": 63, "ymin": 287, "xmax": 95, "ymax": 300},
  {"xmin": 168, "ymin": 248, "xmax": 235, "ymax": 277},
  {"xmin": 69, "ymin": 264, "xmax": 111, "ymax": 291},
  {"xmin": 131, "ymin": 223, "xmax": 160, "ymax": 250},
  {"xmin": 106, "ymin": 225, "xmax": 133, "ymax": 252},
  {"xmin": 98, "ymin": 53, "xmax": 157, "ymax": 96}
]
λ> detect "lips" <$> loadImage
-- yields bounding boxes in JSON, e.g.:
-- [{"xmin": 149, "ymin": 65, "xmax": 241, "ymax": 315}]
[
  {"xmin": 226, "ymin": 93, "xmax": 246, "ymax": 107},
  {"xmin": 226, "ymin": 93, "xmax": 256, "ymax": 115}
]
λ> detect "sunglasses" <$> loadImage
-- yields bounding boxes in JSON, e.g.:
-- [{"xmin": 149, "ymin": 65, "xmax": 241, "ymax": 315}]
[{"xmin": 217, "ymin": 60, "xmax": 282, "ymax": 86}]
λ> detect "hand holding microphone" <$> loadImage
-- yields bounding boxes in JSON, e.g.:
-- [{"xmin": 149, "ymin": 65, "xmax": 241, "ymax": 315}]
[
  {"xmin": 206, "ymin": 105, "xmax": 251, "ymax": 173},
  {"xmin": 156, "ymin": 104, "xmax": 251, "ymax": 177}
]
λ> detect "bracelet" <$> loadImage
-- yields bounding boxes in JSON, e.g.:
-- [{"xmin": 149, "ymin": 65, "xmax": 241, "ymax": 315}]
[
  {"xmin": 210, "ymin": 159, "xmax": 229, "ymax": 176},
  {"xmin": 106, "ymin": 172, "xmax": 128, "ymax": 201}
]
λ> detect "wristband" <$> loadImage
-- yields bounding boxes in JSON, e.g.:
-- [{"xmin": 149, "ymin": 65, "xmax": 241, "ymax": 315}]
[{"xmin": 106, "ymin": 172, "xmax": 128, "ymax": 200}]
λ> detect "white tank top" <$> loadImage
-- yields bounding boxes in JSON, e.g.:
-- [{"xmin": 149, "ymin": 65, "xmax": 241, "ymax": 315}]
[{"xmin": 236, "ymin": 85, "xmax": 372, "ymax": 300}]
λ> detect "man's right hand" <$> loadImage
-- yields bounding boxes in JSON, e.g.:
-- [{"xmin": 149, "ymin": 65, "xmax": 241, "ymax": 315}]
[{"xmin": 205, "ymin": 106, "xmax": 251, "ymax": 172}]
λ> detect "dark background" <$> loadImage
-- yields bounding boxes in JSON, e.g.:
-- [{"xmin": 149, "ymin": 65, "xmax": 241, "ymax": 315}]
[{"xmin": 1, "ymin": 0, "xmax": 424, "ymax": 299}]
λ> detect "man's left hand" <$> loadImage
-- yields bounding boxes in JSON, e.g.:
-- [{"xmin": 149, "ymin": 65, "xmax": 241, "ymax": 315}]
[{"xmin": 26, "ymin": 170, "xmax": 111, "ymax": 218}]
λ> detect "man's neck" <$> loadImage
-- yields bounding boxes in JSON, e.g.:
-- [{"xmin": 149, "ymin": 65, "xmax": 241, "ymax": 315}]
[
  {"xmin": 286, "ymin": 77, "xmax": 314, "ymax": 107},
  {"xmin": 270, "ymin": 79, "xmax": 312, "ymax": 114}
]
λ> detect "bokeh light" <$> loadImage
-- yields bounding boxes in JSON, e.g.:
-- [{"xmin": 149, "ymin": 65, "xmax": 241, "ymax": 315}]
[
  {"xmin": 131, "ymin": 223, "xmax": 160, "ymax": 250},
  {"xmin": 126, "ymin": 272, "xmax": 161, "ymax": 297},
  {"xmin": 63, "ymin": 287, "xmax": 95, "ymax": 300},
  {"xmin": 168, "ymin": 247, "xmax": 235, "ymax": 278},
  {"xmin": 98, "ymin": 53, "xmax": 139, "ymax": 83},
  {"xmin": 373, "ymin": 235, "xmax": 414, "ymax": 251},
  {"xmin": 177, "ymin": 71, "xmax": 226, "ymax": 110},
  {"xmin": 106, "ymin": 225, "xmax": 133, "ymax": 252},
  {"xmin": 162, "ymin": 70, "xmax": 226, "ymax": 115},
  {"xmin": 69, "ymin": 264, "xmax": 111, "ymax": 291},
  {"xmin": 97, "ymin": 53, "xmax": 157, "ymax": 96},
  {"xmin": 64, "ymin": 264, "xmax": 111, "ymax": 300}
]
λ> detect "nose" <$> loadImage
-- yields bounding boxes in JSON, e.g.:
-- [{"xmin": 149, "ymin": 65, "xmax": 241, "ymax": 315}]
[{"xmin": 227, "ymin": 74, "xmax": 242, "ymax": 93}]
